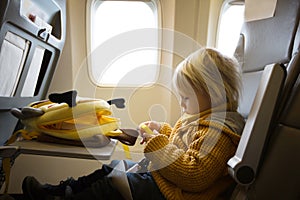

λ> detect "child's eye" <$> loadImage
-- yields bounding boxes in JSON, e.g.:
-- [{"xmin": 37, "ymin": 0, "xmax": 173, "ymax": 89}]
[{"xmin": 181, "ymin": 96, "xmax": 189, "ymax": 101}]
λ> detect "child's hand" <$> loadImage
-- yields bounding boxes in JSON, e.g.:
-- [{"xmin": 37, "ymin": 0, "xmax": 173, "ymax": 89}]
[
  {"xmin": 140, "ymin": 121, "xmax": 161, "ymax": 132},
  {"xmin": 139, "ymin": 121, "xmax": 160, "ymax": 144}
]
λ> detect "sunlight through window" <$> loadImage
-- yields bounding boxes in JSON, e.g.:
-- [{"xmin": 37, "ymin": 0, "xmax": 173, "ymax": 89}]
[
  {"xmin": 217, "ymin": 3, "xmax": 245, "ymax": 56},
  {"xmin": 89, "ymin": 1, "xmax": 159, "ymax": 87}
]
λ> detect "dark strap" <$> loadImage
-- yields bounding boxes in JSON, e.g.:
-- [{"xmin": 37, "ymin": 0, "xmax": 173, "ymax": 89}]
[
  {"xmin": 49, "ymin": 90, "xmax": 78, "ymax": 107},
  {"xmin": 110, "ymin": 129, "xmax": 139, "ymax": 146}
]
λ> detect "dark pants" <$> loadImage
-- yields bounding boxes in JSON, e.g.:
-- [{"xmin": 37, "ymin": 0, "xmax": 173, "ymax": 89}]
[{"xmin": 68, "ymin": 160, "xmax": 165, "ymax": 200}]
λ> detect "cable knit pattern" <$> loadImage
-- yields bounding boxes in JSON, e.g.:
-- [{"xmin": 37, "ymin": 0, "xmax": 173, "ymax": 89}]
[{"xmin": 144, "ymin": 106, "xmax": 245, "ymax": 200}]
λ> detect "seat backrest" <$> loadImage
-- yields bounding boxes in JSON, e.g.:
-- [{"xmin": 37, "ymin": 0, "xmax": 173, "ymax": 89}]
[
  {"xmin": 0, "ymin": 0, "xmax": 67, "ymax": 191},
  {"xmin": 236, "ymin": 0, "xmax": 300, "ymax": 118},
  {"xmin": 0, "ymin": 0, "xmax": 66, "ymax": 145},
  {"xmin": 228, "ymin": 0, "xmax": 300, "ymax": 199}
]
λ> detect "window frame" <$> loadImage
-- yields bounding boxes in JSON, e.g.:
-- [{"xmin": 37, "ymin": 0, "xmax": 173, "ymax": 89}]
[
  {"xmin": 216, "ymin": 0, "xmax": 245, "ymax": 56},
  {"xmin": 86, "ymin": 0, "xmax": 161, "ymax": 88}
]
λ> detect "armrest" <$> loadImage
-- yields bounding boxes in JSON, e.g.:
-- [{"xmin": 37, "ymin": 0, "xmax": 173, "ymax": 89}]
[{"xmin": 228, "ymin": 63, "xmax": 286, "ymax": 185}]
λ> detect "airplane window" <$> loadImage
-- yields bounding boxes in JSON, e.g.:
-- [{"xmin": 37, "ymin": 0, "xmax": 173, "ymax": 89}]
[
  {"xmin": 217, "ymin": 2, "xmax": 245, "ymax": 56},
  {"xmin": 88, "ymin": 0, "xmax": 160, "ymax": 87}
]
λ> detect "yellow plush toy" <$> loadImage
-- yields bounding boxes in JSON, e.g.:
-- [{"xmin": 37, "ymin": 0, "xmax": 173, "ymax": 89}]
[{"xmin": 9, "ymin": 90, "xmax": 138, "ymax": 147}]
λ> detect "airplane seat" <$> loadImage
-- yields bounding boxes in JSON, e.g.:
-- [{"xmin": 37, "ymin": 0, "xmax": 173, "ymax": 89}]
[
  {"xmin": 243, "ymin": 22, "xmax": 300, "ymax": 200},
  {"xmin": 0, "ymin": 0, "xmax": 66, "ymax": 193},
  {"xmin": 227, "ymin": 0, "xmax": 300, "ymax": 199}
]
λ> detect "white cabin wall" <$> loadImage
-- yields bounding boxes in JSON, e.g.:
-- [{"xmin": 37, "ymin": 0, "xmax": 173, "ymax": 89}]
[
  {"xmin": 48, "ymin": 0, "xmax": 87, "ymax": 93},
  {"xmin": 206, "ymin": 0, "xmax": 223, "ymax": 47}
]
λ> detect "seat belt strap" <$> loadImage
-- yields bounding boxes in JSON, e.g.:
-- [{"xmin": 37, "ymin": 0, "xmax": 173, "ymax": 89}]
[{"xmin": 2, "ymin": 157, "xmax": 11, "ymax": 194}]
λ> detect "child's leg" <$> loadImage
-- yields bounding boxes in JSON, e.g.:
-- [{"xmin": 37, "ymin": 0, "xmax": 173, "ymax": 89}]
[
  {"xmin": 22, "ymin": 160, "xmax": 124, "ymax": 200},
  {"xmin": 70, "ymin": 160, "xmax": 122, "ymax": 193},
  {"xmin": 126, "ymin": 171, "xmax": 165, "ymax": 200},
  {"xmin": 69, "ymin": 177, "xmax": 123, "ymax": 200},
  {"xmin": 69, "ymin": 160, "xmax": 165, "ymax": 200},
  {"xmin": 69, "ymin": 172, "xmax": 164, "ymax": 200}
]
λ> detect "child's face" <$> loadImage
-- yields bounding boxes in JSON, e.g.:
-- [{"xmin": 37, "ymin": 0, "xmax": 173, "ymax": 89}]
[{"xmin": 179, "ymin": 89, "xmax": 211, "ymax": 115}]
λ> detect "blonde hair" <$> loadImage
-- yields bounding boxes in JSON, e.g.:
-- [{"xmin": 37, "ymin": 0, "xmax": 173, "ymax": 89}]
[{"xmin": 173, "ymin": 48, "xmax": 242, "ymax": 111}]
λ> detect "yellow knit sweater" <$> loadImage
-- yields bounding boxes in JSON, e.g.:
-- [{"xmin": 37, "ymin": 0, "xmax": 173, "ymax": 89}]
[{"xmin": 144, "ymin": 105, "xmax": 245, "ymax": 200}]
